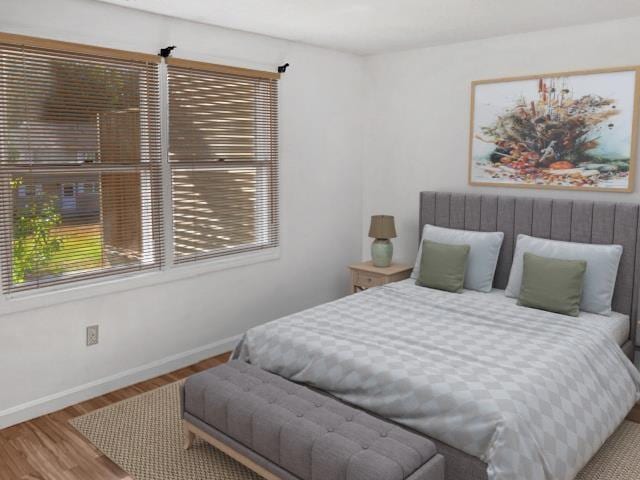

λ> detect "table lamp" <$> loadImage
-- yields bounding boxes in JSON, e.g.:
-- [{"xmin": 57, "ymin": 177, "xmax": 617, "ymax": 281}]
[{"xmin": 369, "ymin": 215, "xmax": 396, "ymax": 267}]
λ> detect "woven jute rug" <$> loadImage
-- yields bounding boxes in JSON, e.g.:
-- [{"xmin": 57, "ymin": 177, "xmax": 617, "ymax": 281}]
[{"xmin": 70, "ymin": 381, "xmax": 640, "ymax": 480}]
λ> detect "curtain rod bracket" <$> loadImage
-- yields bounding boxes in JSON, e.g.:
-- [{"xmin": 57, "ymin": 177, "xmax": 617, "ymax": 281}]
[
  {"xmin": 159, "ymin": 46, "xmax": 176, "ymax": 58},
  {"xmin": 278, "ymin": 63, "xmax": 290, "ymax": 73}
]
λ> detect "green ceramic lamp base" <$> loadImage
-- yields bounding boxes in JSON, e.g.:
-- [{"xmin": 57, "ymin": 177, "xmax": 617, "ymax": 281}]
[{"xmin": 371, "ymin": 238, "xmax": 393, "ymax": 267}]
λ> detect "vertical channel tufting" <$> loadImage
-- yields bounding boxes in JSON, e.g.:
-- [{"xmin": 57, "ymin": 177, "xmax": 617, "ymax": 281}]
[
  {"xmin": 420, "ymin": 192, "xmax": 436, "ymax": 239},
  {"xmin": 513, "ymin": 197, "xmax": 533, "ymax": 242},
  {"xmin": 550, "ymin": 200, "xmax": 572, "ymax": 241},
  {"xmin": 612, "ymin": 204, "xmax": 638, "ymax": 315},
  {"xmin": 435, "ymin": 192, "xmax": 451, "ymax": 227},
  {"xmin": 480, "ymin": 196, "xmax": 498, "ymax": 232},
  {"xmin": 570, "ymin": 201, "xmax": 593, "ymax": 243},
  {"xmin": 531, "ymin": 198, "xmax": 552, "ymax": 238},
  {"xmin": 464, "ymin": 194, "xmax": 481, "ymax": 231},
  {"xmin": 495, "ymin": 197, "xmax": 515, "ymax": 289},
  {"xmin": 449, "ymin": 194, "xmax": 466, "ymax": 229},
  {"xmin": 634, "ymin": 211, "xmax": 640, "ymax": 348},
  {"xmin": 591, "ymin": 203, "xmax": 615, "ymax": 244}
]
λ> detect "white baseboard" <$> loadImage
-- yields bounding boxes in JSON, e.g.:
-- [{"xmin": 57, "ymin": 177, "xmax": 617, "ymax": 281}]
[{"xmin": 0, "ymin": 334, "xmax": 242, "ymax": 429}]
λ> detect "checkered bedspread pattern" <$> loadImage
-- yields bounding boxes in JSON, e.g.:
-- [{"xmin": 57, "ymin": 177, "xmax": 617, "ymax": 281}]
[{"xmin": 235, "ymin": 281, "xmax": 640, "ymax": 480}]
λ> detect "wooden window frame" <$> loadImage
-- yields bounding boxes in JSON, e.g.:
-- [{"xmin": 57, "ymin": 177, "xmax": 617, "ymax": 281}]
[
  {"xmin": 0, "ymin": 33, "xmax": 164, "ymax": 294},
  {"xmin": 166, "ymin": 57, "xmax": 280, "ymax": 265},
  {"xmin": 0, "ymin": 32, "xmax": 280, "ymax": 300},
  {"xmin": 0, "ymin": 32, "xmax": 161, "ymax": 64}
]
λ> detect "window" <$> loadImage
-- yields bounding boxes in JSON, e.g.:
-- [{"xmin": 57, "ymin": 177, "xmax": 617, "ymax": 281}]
[
  {"xmin": 0, "ymin": 35, "xmax": 164, "ymax": 293},
  {"xmin": 0, "ymin": 33, "xmax": 280, "ymax": 295},
  {"xmin": 167, "ymin": 59, "xmax": 279, "ymax": 264}
]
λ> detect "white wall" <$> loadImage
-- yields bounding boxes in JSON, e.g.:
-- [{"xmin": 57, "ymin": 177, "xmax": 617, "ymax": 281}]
[
  {"xmin": 362, "ymin": 16, "xmax": 640, "ymax": 265},
  {"xmin": 0, "ymin": 0, "xmax": 364, "ymax": 426}
]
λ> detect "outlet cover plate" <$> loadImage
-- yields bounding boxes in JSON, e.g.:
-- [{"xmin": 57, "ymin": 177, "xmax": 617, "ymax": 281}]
[{"xmin": 86, "ymin": 325, "xmax": 99, "ymax": 346}]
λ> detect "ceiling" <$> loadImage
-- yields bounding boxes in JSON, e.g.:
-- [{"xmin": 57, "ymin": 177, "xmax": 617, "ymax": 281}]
[{"xmin": 96, "ymin": 0, "xmax": 640, "ymax": 55}]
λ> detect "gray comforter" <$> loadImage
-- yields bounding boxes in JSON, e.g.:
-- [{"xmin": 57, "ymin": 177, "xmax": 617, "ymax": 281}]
[{"xmin": 234, "ymin": 280, "xmax": 640, "ymax": 480}]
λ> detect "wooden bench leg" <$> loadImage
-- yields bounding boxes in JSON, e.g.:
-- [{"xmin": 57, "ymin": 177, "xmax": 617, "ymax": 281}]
[
  {"xmin": 183, "ymin": 421, "xmax": 195, "ymax": 450},
  {"xmin": 181, "ymin": 419, "xmax": 282, "ymax": 480}
]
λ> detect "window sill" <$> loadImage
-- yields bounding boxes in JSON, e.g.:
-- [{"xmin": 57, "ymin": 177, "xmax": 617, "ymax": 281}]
[{"xmin": 0, "ymin": 247, "xmax": 280, "ymax": 316}]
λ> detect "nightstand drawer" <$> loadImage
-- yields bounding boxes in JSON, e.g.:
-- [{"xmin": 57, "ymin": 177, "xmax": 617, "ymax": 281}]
[
  {"xmin": 348, "ymin": 262, "xmax": 412, "ymax": 294},
  {"xmin": 354, "ymin": 271, "xmax": 384, "ymax": 288}
]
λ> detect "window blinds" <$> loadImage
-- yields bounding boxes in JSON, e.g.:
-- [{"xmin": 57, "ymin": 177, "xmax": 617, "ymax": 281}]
[
  {"xmin": 0, "ymin": 35, "xmax": 164, "ymax": 293},
  {"xmin": 167, "ymin": 59, "xmax": 279, "ymax": 263}
]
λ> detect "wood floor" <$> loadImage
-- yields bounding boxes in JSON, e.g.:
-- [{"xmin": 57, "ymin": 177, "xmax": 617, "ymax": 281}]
[
  {"xmin": 628, "ymin": 403, "xmax": 640, "ymax": 424},
  {"xmin": 0, "ymin": 351, "xmax": 639, "ymax": 480},
  {"xmin": 0, "ymin": 352, "xmax": 231, "ymax": 480}
]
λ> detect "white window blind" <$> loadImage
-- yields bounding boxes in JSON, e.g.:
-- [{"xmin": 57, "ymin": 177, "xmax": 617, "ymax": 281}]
[
  {"xmin": 0, "ymin": 35, "xmax": 164, "ymax": 293},
  {"xmin": 167, "ymin": 59, "xmax": 279, "ymax": 264}
]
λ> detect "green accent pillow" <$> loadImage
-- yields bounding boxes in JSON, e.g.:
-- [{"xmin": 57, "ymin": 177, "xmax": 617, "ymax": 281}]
[
  {"xmin": 518, "ymin": 252, "xmax": 587, "ymax": 316},
  {"xmin": 416, "ymin": 240, "xmax": 470, "ymax": 293}
]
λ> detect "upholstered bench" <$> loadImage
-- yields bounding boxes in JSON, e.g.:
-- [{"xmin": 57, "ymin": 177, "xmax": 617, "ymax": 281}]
[{"xmin": 181, "ymin": 360, "xmax": 444, "ymax": 480}]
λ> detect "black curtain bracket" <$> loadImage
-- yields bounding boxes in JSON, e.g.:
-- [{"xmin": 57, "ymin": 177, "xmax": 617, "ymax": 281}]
[
  {"xmin": 278, "ymin": 63, "xmax": 290, "ymax": 73},
  {"xmin": 159, "ymin": 46, "xmax": 176, "ymax": 58}
]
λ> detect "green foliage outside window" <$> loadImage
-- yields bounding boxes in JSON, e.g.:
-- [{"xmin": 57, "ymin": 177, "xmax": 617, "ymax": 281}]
[{"xmin": 11, "ymin": 178, "xmax": 63, "ymax": 284}]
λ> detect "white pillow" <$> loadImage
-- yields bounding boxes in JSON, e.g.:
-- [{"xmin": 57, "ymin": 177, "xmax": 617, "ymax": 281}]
[
  {"xmin": 505, "ymin": 234, "xmax": 623, "ymax": 316},
  {"xmin": 412, "ymin": 225, "xmax": 504, "ymax": 293}
]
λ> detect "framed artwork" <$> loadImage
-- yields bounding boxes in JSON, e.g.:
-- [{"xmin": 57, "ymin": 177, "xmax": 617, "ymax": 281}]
[{"xmin": 468, "ymin": 67, "xmax": 639, "ymax": 192}]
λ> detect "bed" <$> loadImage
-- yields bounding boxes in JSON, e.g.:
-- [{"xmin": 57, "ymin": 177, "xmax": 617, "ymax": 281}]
[{"xmin": 234, "ymin": 192, "xmax": 640, "ymax": 480}]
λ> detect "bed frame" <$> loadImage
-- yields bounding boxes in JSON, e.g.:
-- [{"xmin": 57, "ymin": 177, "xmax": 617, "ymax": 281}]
[{"xmin": 416, "ymin": 191, "xmax": 640, "ymax": 480}]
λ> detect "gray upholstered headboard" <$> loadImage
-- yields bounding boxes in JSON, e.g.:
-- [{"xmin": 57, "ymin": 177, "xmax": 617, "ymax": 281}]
[{"xmin": 419, "ymin": 191, "xmax": 640, "ymax": 360}]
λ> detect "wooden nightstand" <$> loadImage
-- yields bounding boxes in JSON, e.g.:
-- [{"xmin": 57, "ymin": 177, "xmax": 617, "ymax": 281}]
[{"xmin": 348, "ymin": 261, "xmax": 413, "ymax": 293}]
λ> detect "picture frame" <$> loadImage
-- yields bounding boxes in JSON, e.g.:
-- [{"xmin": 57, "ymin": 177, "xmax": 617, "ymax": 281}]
[{"xmin": 468, "ymin": 66, "xmax": 640, "ymax": 192}]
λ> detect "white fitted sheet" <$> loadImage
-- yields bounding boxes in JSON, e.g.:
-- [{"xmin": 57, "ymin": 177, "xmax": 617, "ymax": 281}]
[{"xmin": 475, "ymin": 286, "xmax": 630, "ymax": 346}]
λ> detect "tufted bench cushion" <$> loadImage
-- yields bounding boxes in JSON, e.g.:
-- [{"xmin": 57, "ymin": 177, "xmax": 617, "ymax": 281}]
[{"xmin": 181, "ymin": 360, "xmax": 444, "ymax": 480}]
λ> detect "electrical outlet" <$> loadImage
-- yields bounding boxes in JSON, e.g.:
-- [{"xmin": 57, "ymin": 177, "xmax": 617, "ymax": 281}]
[{"xmin": 86, "ymin": 325, "xmax": 99, "ymax": 346}]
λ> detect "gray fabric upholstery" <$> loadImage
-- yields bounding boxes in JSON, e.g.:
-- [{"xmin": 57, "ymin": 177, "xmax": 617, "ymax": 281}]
[
  {"xmin": 346, "ymin": 404, "xmax": 487, "ymax": 480},
  {"xmin": 182, "ymin": 361, "xmax": 443, "ymax": 480},
  {"xmin": 184, "ymin": 412, "xmax": 301, "ymax": 480},
  {"xmin": 419, "ymin": 191, "xmax": 639, "ymax": 360}
]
